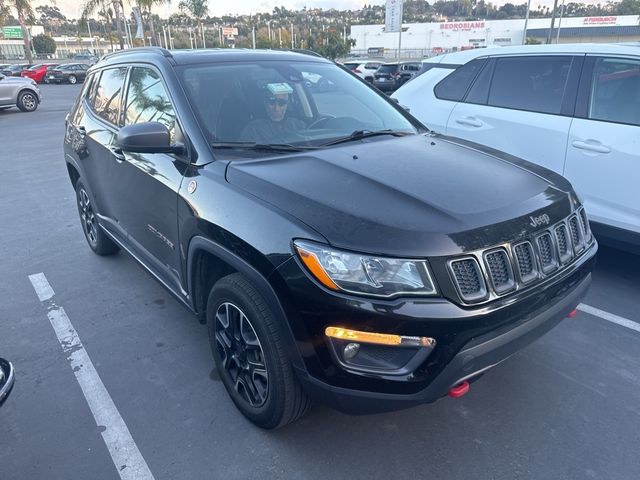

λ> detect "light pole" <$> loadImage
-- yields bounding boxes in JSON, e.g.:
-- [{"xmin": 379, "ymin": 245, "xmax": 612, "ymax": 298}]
[
  {"xmin": 522, "ymin": 0, "xmax": 532, "ymax": 45},
  {"xmin": 556, "ymin": 0, "xmax": 566, "ymax": 44}
]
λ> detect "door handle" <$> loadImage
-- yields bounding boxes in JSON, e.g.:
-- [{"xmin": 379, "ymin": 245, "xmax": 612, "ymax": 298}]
[
  {"xmin": 571, "ymin": 140, "xmax": 611, "ymax": 154},
  {"xmin": 109, "ymin": 146, "xmax": 126, "ymax": 162},
  {"xmin": 455, "ymin": 117, "xmax": 483, "ymax": 128}
]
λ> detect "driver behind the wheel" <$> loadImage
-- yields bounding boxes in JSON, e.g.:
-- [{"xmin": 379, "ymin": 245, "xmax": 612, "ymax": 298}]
[{"xmin": 239, "ymin": 83, "xmax": 306, "ymax": 144}]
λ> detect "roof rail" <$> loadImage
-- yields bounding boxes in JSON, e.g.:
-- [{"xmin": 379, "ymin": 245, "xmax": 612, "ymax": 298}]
[
  {"xmin": 288, "ymin": 49, "xmax": 324, "ymax": 58},
  {"xmin": 99, "ymin": 47, "xmax": 173, "ymax": 62}
]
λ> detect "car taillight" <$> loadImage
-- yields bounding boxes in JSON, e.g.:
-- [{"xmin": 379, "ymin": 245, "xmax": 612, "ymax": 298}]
[{"xmin": 354, "ymin": 68, "xmax": 362, "ymax": 73}]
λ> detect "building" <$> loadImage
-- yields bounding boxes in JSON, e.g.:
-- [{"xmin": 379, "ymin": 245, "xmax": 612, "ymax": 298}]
[{"xmin": 350, "ymin": 15, "xmax": 640, "ymax": 58}]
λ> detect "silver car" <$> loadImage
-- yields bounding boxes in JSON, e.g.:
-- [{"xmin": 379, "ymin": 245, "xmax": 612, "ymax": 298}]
[{"xmin": 0, "ymin": 72, "xmax": 41, "ymax": 112}]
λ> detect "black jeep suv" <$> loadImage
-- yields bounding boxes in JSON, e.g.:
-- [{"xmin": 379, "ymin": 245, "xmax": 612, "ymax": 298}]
[{"xmin": 64, "ymin": 48, "xmax": 597, "ymax": 429}]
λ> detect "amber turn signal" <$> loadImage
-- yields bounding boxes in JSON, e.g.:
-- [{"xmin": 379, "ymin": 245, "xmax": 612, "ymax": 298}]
[{"xmin": 325, "ymin": 327, "xmax": 435, "ymax": 348}]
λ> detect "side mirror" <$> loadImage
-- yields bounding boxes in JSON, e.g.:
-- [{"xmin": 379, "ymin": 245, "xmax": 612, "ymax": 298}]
[
  {"xmin": 117, "ymin": 122, "xmax": 184, "ymax": 155},
  {"xmin": 0, "ymin": 358, "xmax": 15, "ymax": 406}
]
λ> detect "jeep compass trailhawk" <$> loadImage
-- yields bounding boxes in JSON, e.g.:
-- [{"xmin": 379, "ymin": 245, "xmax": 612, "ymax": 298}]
[{"xmin": 64, "ymin": 48, "xmax": 597, "ymax": 429}]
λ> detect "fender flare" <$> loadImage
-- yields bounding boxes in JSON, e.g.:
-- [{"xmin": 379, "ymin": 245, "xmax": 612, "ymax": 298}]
[{"xmin": 186, "ymin": 235, "xmax": 306, "ymax": 372}]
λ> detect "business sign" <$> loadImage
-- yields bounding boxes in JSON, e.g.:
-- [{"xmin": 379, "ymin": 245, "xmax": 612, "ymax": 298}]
[
  {"xmin": 440, "ymin": 21, "xmax": 486, "ymax": 31},
  {"xmin": 583, "ymin": 16, "xmax": 617, "ymax": 25},
  {"xmin": 385, "ymin": 0, "xmax": 403, "ymax": 33},
  {"xmin": 2, "ymin": 26, "xmax": 23, "ymax": 39},
  {"xmin": 221, "ymin": 27, "xmax": 238, "ymax": 38}
]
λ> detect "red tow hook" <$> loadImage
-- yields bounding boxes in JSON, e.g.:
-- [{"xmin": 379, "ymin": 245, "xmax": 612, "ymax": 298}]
[
  {"xmin": 448, "ymin": 381, "xmax": 470, "ymax": 398},
  {"xmin": 567, "ymin": 308, "xmax": 578, "ymax": 318}
]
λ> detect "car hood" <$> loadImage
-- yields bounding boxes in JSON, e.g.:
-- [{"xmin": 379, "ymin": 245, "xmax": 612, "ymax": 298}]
[
  {"xmin": 1, "ymin": 75, "xmax": 35, "ymax": 84},
  {"xmin": 225, "ymin": 134, "xmax": 576, "ymax": 257}
]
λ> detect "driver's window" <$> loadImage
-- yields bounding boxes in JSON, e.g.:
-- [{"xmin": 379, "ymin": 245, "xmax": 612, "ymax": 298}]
[{"xmin": 124, "ymin": 67, "xmax": 177, "ymax": 141}]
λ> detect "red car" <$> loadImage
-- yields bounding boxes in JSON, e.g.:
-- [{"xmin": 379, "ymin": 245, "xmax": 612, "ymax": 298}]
[{"xmin": 21, "ymin": 63, "xmax": 59, "ymax": 83}]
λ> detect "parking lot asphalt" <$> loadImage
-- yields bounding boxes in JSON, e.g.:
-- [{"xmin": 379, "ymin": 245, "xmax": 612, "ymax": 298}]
[{"xmin": 1, "ymin": 85, "xmax": 639, "ymax": 480}]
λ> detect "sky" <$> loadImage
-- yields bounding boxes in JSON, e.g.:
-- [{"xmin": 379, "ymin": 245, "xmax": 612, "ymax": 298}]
[{"xmin": 35, "ymin": 0, "xmax": 605, "ymax": 21}]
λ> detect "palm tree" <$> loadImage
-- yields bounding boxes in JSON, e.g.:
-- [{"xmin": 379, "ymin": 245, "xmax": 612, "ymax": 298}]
[
  {"xmin": 178, "ymin": 0, "xmax": 208, "ymax": 47},
  {"xmin": 137, "ymin": 0, "xmax": 169, "ymax": 46},
  {"xmin": 82, "ymin": 0, "xmax": 124, "ymax": 50},
  {"xmin": 6, "ymin": 0, "xmax": 35, "ymax": 64}
]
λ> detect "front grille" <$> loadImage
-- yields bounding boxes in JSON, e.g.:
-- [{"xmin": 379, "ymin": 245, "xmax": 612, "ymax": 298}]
[
  {"xmin": 579, "ymin": 208, "xmax": 591, "ymax": 242},
  {"xmin": 568, "ymin": 215, "xmax": 584, "ymax": 253},
  {"xmin": 447, "ymin": 209, "xmax": 592, "ymax": 304},
  {"xmin": 554, "ymin": 223, "xmax": 573, "ymax": 264},
  {"xmin": 537, "ymin": 232, "xmax": 557, "ymax": 274},
  {"xmin": 513, "ymin": 242, "xmax": 537, "ymax": 284},
  {"xmin": 484, "ymin": 249, "xmax": 515, "ymax": 293},
  {"xmin": 449, "ymin": 258, "xmax": 487, "ymax": 302}
]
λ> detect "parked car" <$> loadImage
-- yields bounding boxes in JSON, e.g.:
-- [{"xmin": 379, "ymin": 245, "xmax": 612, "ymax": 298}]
[
  {"xmin": 46, "ymin": 63, "xmax": 90, "ymax": 84},
  {"xmin": 0, "ymin": 357, "xmax": 15, "ymax": 406},
  {"xmin": 1, "ymin": 64, "xmax": 31, "ymax": 77},
  {"xmin": 393, "ymin": 44, "xmax": 640, "ymax": 251},
  {"xmin": 0, "ymin": 73, "xmax": 41, "ymax": 111},
  {"xmin": 344, "ymin": 61, "xmax": 384, "ymax": 82},
  {"xmin": 72, "ymin": 53, "xmax": 99, "ymax": 65},
  {"xmin": 21, "ymin": 63, "xmax": 59, "ymax": 83},
  {"xmin": 64, "ymin": 47, "xmax": 596, "ymax": 429},
  {"xmin": 373, "ymin": 61, "xmax": 421, "ymax": 92}
]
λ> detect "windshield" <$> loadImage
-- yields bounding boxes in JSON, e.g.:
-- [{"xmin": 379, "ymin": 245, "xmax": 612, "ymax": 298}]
[{"xmin": 178, "ymin": 60, "xmax": 417, "ymax": 148}]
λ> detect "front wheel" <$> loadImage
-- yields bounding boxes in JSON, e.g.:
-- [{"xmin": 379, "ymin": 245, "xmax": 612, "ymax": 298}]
[
  {"xmin": 75, "ymin": 181, "xmax": 120, "ymax": 255},
  {"xmin": 17, "ymin": 91, "xmax": 38, "ymax": 112},
  {"xmin": 207, "ymin": 273, "xmax": 311, "ymax": 429}
]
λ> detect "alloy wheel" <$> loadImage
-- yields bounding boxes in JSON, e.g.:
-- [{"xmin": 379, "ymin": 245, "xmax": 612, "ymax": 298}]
[
  {"xmin": 78, "ymin": 188, "xmax": 97, "ymax": 246},
  {"xmin": 22, "ymin": 93, "xmax": 36, "ymax": 111},
  {"xmin": 214, "ymin": 302, "xmax": 269, "ymax": 407}
]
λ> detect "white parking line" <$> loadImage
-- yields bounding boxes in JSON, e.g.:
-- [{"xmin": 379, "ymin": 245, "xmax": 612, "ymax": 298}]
[
  {"xmin": 578, "ymin": 303, "xmax": 640, "ymax": 334},
  {"xmin": 28, "ymin": 273, "xmax": 155, "ymax": 480}
]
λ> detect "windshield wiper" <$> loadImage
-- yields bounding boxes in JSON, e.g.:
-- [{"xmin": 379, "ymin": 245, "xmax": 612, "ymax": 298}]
[
  {"xmin": 210, "ymin": 141, "xmax": 320, "ymax": 152},
  {"xmin": 321, "ymin": 129, "xmax": 412, "ymax": 146}
]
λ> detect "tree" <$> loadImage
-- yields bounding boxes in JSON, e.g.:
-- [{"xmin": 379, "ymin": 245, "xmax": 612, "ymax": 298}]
[
  {"xmin": 8, "ymin": 0, "xmax": 35, "ymax": 64},
  {"xmin": 32, "ymin": 33, "xmax": 56, "ymax": 54},
  {"xmin": 137, "ymin": 0, "xmax": 169, "ymax": 46},
  {"xmin": 82, "ymin": 0, "xmax": 124, "ymax": 50},
  {"xmin": 178, "ymin": 0, "xmax": 208, "ymax": 47}
]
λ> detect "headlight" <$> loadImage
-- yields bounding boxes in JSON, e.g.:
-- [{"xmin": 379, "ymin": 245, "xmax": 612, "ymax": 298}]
[{"xmin": 294, "ymin": 240, "xmax": 437, "ymax": 298}]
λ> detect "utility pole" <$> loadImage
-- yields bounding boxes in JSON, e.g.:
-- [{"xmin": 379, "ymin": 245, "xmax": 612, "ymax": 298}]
[
  {"xmin": 522, "ymin": 0, "xmax": 532, "ymax": 45},
  {"xmin": 279, "ymin": 27, "xmax": 282, "ymax": 48},
  {"xmin": 163, "ymin": 25, "xmax": 168, "ymax": 49},
  {"xmin": 291, "ymin": 23, "xmax": 294, "ymax": 49},
  {"xmin": 556, "ymin": 0, "xmax": 566, "ymax": 44},
  {"xmin": 201, "ymin": 23, "xmax": 206, "ymax": 48},
  {"xmin": 547, "ymin": 0, "xmax": 559, "ymax": 44},
  {"xmin": 252, "ymin": 26, "xmax": 256, "ymax": 49}
]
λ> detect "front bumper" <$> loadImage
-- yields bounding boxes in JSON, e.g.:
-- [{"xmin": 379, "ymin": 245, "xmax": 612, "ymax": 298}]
[{"xmin": 273, "ymin": 241, "xmax": 596, "ymax": 414}]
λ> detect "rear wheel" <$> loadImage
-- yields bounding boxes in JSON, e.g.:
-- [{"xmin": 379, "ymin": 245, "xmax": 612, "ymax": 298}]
[
  {"xmin": 75, "ymin": 181, "xmax": 119, "ymax": 255},
  {"xmin": 207, "ymin": 273, "xmax": 311, "ymax": 429},
  {"xmin": 68, "ymin": 74, "xmax": 77, "ymax": 85},
  {"xmin": 17, "ymin": 91, "xmax": 38, "ymax": 112}
]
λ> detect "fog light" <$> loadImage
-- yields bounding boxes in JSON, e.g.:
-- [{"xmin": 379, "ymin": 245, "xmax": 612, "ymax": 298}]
[{"xmin": 344, "ymin": 342, "xmax": 360, "ymax": 360}]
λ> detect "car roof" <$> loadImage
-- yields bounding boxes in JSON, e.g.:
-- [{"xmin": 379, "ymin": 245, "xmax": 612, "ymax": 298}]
[
  {"xmin": 96, "ymin": 47, "xmax": 331, "ymax": 68},
  {"xmin": 424, "ymin": 43, "xmax": 640, "ymax": 66}
]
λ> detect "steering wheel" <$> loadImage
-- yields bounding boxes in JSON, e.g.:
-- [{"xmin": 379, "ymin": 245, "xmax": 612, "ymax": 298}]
[{"xmin": 307, "ymin": 115, "xmax": 337, "ymax": 129}]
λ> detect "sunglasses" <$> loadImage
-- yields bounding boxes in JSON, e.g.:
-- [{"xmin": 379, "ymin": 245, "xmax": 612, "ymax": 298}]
[{"xmin": 267, "ymin": 97, "xmax": 289, "ymax": 107}]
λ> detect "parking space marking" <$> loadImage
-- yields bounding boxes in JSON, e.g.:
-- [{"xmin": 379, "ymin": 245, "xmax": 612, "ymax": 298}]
[
  {"xmin": 578, "ymin": 303, "xmax": 640, "ymax": 334},
  {"xmin": 28, "ymin": 273, "xmax": 155, "ymax": 480}
]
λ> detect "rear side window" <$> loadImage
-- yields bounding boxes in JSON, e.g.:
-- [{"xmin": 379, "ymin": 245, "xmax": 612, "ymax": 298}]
[
  {"xmin": 93, "ymin": 67, "xmax": 127, "ymax": 125},
  {"xmin": 434, "ymin": 58, "xmax": 486, "ymax": 101},
  {"xmin": 124, "ymin": 67, "xmax": 177, "ymax": 140},
  {"xmin": 487, "ymin": 56, "xmax": 572, "ymax": 115},
  {"xmin": 588, "ymin": 57, "xmax": 640, "ymax": 126}
]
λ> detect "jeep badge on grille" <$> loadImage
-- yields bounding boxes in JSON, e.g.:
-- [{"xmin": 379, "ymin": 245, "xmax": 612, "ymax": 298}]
[{"xmin": 529, "ymin": 214, "xmax": 551, "ymax": 228}]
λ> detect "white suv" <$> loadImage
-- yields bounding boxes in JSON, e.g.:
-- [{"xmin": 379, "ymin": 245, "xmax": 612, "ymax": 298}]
[{"xmin": 393, "ymin": 44, "xmax": 640, "ymax": 250}]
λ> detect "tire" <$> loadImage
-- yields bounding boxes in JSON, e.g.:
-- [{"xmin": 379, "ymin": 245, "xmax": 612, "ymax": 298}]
[
  {"xmin": 17, "ymin": 90, "xmax": 38, "ymax": 112},
  {"xmin": 207, "ymin": 273, "xmax": 312, "ymax": 429},
  {"xmin": 75, "ymin": 181, "xmax": 120, "ymax": 255},
  {"xmin": 68, "ymin": 75, "xmax": 77, "ymax": 85}
]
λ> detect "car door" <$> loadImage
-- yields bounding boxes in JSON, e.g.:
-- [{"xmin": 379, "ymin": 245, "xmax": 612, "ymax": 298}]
[
  {"xmin": 76, "ymin": 66, "xmax": 128, "ymax": 229},
  {"xmin": 446, "ymin": 55, "xmax": 581, "ymax": 174},
  {"xmin": 564, "ymin": 55, "xmax": 640, "ymax": 235},
  {"xmin": 107, "ymin": 65, "xmax": 186, "ymax": 290}
]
